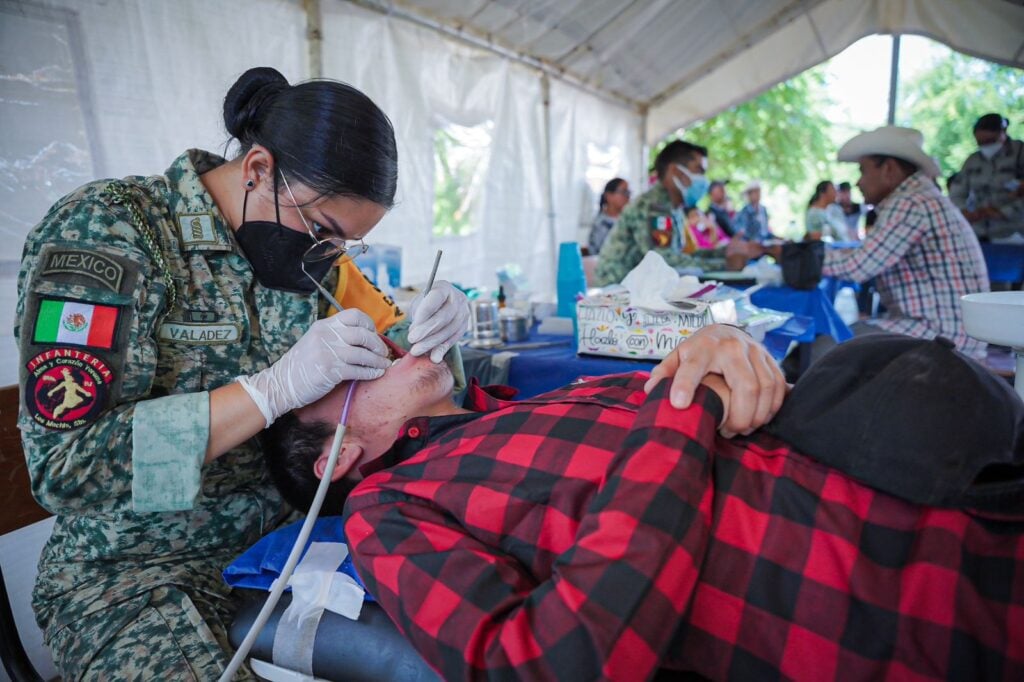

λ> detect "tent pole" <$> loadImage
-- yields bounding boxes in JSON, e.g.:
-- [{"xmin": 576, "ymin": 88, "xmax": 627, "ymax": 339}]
[
  {"xmin": 639, "ymin": 105, "xmax": 649, "ymax": 189},
  {"xmin": 541, "ymin": 74, "xmax": 558, "ymax": 282},
  {"xmin": 304, "ymin": 0, "xmax": 323, "ymax": 78},
  {"xmin": 887, "ymin": 34, "xmax": 901, "ymax": 125}
]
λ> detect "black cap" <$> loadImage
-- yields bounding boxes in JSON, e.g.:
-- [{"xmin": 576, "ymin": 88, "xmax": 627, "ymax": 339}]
[
  {"xmin": 974, "ymin": 113, "xmax": 1008, "ymax": 132},
  {"xmin": 769, "ymin": 334, "xmax": 1024, "ymax": 513}
]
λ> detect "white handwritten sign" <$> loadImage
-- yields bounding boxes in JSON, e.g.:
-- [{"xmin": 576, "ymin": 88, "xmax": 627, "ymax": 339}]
[{"xmin": 575, "ymin": 295, "xmax": 712, "ymax": 360}]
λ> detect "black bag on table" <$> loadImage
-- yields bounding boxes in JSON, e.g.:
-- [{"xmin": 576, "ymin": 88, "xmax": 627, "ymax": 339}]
[{"xmin": 781, "ymin": 241, "xmax": 825, "ymax": 290}]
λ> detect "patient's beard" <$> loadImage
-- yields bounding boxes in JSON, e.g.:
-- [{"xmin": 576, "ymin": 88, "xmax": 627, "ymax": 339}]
[{"xmin": 414, "ymin": 360, "xmax": 453, "ymax": 395}]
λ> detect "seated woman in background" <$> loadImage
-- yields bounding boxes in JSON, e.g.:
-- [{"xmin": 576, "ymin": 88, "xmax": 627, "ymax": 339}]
[
  {"xmin": 587, "ymin": 177, "xmax": 630, "ymax": 254},
  {"xmin": 684, "ymin": 206, "xmax": 730, "ymax": 251},
  {"xmin": 805, "ymin": 180, "xmax": 851, "ymax": 241}
]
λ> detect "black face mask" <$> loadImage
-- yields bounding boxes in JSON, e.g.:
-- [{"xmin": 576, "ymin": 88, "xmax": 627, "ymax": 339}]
[{"xmin": 234, "ymin": 176, "xmax": 334, "ymax": 294}]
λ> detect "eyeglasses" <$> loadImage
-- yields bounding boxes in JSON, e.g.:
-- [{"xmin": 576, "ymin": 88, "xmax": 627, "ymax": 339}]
[
  {"xmin": 280, "ymin": 173, "xmax": 370, "ymax": 269},
  {"xmin": 614, "ymin": 188, "xmax": 632, "ymax": 197}
]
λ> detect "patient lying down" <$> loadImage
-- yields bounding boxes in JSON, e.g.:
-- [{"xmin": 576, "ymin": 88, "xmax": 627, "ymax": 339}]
[{"xmin": 262, "ymin": 332, "xmax": 1024, "ymax": 682}]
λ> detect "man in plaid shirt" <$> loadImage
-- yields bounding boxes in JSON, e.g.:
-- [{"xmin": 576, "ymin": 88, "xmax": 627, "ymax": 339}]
[
  {"xmin": 821, "ymin": 126, "xmax": 990, "ymax": 357},
  {"xmin": 264, "ymin": 327, "xmax": 1023, "ymax": 681}
]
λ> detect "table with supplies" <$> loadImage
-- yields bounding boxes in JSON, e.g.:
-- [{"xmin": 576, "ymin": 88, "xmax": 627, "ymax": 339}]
[{"xmin": 461, "ymin": 316, "xmax": 814, "ymax": 399}]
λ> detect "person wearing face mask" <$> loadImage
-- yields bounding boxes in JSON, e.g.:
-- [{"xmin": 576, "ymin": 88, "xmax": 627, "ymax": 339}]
[
  {"xmin": 14, "ymin": 66, "xmax": 470, "ymax": 680},
  {"xmin": 949, "ymin": 113, "xmax": 1024, "ymax": 243},
  {"xmin": 594, "ymin": 140, "xmax": 759, "ymax": 285}
]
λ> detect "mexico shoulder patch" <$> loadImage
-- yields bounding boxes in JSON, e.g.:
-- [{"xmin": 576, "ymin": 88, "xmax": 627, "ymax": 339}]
[
  {"xmin": 24, "ymin": 348, "xmax": 114, "ymax": 430},
  {"xmin": 33, "ymin": 298, "xmax": 121, "ymax": 350}
]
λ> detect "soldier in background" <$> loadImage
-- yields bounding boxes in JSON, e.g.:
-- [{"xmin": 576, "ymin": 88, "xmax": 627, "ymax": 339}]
[
  {"xmin": 950, "ymin": 113, "xmax": 1024, "ymax": 243},
  {"xmin": 595, "ymin": 141, "xmax": 757, "ymax": 285},
  {"xmin": 15, "ymin": 66, "xmax": 470, "ymax": 680}
]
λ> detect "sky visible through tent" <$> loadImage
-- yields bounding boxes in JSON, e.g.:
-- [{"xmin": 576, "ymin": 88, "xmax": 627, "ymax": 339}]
[{"xmin": 826, "ymin": 34, "xmax": 948, "ymax": 145}]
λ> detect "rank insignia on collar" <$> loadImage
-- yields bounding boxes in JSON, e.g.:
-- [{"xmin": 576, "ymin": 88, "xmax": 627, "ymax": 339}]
[
  {"xmin": 24, "ymin": 348, "xmax": 114, "ymax": 430},
  {"xmin": 178, "ymin": 213, "xmax": 217, "ymax": 246}
]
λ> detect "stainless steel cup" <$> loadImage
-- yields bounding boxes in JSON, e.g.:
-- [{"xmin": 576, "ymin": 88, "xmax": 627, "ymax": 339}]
[
  {"xmin": 469, "ymin": 299, "xmax": 502, "ymax": 348},
  {"xmin": 500, "ymin": 312, "xmax": 529, "ymax": 342}
]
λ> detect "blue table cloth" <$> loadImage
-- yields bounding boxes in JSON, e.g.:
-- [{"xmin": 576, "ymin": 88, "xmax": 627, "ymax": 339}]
[
  {"xmin": 981, "ymin": 242, "xmax": 1024, "ymax": 283},
  {"xmin": 473, "ymin": 316, "xmax": 813, "ymax": 399},
  {"xmin": 751, "ymin": 285, "xmax": 852, "ymax": 344}
]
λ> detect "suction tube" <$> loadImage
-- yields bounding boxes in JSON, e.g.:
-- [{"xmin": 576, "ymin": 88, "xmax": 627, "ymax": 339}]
[{"xmin": 219, "ymin": 381, "xmax": 359, "ymax": 681}]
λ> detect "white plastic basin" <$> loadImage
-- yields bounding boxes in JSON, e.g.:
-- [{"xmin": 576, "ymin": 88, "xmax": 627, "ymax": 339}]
[{"xmin": 961, "ymin": 292, "xmax": 1024, "ymax": 349}]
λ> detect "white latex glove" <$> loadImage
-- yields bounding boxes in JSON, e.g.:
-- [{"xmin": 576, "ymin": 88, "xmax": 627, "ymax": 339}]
[
  {"xmin": 407, "ymin": 280, "xmax": 470, "ymax": 363},
  {"xmin": 237, "ymin": 308, "xmax": 391, "ymax": 427}
]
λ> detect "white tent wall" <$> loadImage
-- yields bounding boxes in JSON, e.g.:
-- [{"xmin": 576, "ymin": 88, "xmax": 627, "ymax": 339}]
[
  {"xmin": 320, "ymin": 2, "xmax": 548, "ymax": 293},
  {"xmin": 549, "ymin": 77, "xmax": 644, "ymax": 254},
  {"xmin": 0, "ymin": 0, "xmax": 306, "ymax": 387},
  {"xmin": 0, "ymin": 0, "xmax": 643, "ymax": 386},
  {"xmin": 319, "ymin": 1, "xmax": 641, "ymax": 296}
]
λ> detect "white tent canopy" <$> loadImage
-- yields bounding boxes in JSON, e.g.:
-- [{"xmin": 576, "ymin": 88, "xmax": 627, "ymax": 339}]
[
  {"xmin": 381, "ymin": 0, "xmax": 1024, "ymax": 142},
  {"xmin": 1, "ymin": 0, "xmax": 1022, "ymax": 389}
]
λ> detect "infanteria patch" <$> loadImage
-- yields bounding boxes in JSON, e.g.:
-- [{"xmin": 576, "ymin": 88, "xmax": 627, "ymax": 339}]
[
  {"xmin": 40, "ymin": 249, "xmax": 124, "ymax": 292},
  {"xmin": 24, "ymin": 348, "xmax": 114, "ymax": 430}
]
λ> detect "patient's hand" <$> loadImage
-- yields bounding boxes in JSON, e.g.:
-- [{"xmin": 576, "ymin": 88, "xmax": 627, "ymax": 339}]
[
  {"xmin": 645, "ymin": 324, "xmax": 787, "ymax": 435},
  {"xmin": 699, "ymin": 373, "xmax": 735, "ymax": 436},
  {"xmin": 724, "ymin": 238, "xmax": 764, "ymax": 270}
]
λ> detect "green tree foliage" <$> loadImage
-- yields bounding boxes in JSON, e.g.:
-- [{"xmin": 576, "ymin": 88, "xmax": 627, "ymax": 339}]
[
  {"xmin": 898, "ymin": 54, "xmax": 1024, "ymax": 180},
  {"xmin": 675, "ymin": 70, "xmax": 835, "ymax": 190}
]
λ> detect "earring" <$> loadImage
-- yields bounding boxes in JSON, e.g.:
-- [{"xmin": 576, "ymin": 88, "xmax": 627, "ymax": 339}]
[{"xmin": 245, "ymin": 179, "xmax": 255, "ymax": 190}]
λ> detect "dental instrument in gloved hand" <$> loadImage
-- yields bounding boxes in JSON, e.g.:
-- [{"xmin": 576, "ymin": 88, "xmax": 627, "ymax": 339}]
[{"xmin": 407, "ymin": 251, "xmax": 470, "ymax": 363}]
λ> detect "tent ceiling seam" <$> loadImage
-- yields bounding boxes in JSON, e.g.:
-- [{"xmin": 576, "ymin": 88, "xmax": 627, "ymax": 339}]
[
  {"xmin": 806, "ymin": 10, "xmax": 828, "ymax": 58},
  {"xmin": 646, "ymin": 0, "xmax": 826, "ymax": 109},
  {"xmin": 548, "ymin": 1, "xmax": 640, "ymax": 67},
  {"xmin": 346, "ymin": 0, "xmax": 645, "ymax": 112}
]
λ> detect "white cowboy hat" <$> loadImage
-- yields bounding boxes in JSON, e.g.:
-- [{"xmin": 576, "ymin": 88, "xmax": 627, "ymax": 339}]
[{"xmin": 837, "ymin": 126, "xmax": 941, "ymax": 178}]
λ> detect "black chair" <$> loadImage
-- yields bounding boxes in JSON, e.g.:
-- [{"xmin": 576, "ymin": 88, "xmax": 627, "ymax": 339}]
[{"xmin": 229, "ymin": 590, "xmax": 438, "ymax": 681}]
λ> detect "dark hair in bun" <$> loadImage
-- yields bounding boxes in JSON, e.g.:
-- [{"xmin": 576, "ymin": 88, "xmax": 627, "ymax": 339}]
[{"xmin": 223, "ymin": 66, "xmax": 398, "ymax": 208}]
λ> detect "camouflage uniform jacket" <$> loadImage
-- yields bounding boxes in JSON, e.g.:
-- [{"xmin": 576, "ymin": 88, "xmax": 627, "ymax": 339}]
[
  {"xmin": 594, "ymin": 184, "xmax": 727, "ymax": 285},
  {"xmin": 949, "ymin": 138, "xmax": 1024, "ymax": 241},
  {"xmin": 13, "ymin": 150, "xmax": 412, "ymax": 652}
]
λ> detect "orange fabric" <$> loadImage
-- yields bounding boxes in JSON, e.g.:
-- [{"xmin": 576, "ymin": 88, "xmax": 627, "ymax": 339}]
[{"xmin": 328, "ymin": 259, "xmax": 405, "ymax": 333}]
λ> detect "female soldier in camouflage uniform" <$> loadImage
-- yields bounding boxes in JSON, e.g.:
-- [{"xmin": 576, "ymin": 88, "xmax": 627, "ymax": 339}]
[{"xmin": 15, "ymin": 66, "xmax": 469, "ymax": 680}]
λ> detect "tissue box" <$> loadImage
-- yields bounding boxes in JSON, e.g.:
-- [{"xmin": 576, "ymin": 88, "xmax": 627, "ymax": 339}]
[{"xmin": 576, "ymin": 291, "xmax": 713, "ymax": 359}]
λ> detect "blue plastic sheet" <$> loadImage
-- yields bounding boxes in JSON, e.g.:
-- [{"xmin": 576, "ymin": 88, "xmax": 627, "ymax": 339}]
[
  {"xmin": 223, "ymin": 516, "xmax": 372, "ymax": 601},
  {"xmin": 751, "ymin": 286, "xmax": 852, "ymax": 344}
]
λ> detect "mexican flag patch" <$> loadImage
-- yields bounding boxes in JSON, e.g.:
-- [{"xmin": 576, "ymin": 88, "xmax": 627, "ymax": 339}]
[
  {"xmin": 650, "ymin": 215, "xmax": 674, "ymax": 248},
  {"xmin": 33, "ymin": 299, "xmax": 119, "ymax": 349}
]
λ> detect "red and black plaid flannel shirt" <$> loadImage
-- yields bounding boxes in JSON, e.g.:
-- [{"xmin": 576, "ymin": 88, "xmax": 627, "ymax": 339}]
[{"xmin": 344, "ymin": 375, "xmax": 1024, "ymax": 681}]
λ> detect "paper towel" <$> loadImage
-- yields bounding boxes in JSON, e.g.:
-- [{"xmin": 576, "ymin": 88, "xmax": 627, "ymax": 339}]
[{"xmin": 619, "ymin": 252, "xmax": 704, "ymax": 310}]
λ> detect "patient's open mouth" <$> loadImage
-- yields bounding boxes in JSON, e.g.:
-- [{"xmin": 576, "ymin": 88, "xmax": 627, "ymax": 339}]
[{"xmin": 381, "ymin": 335, "xmax": 407, "ymax": 362}]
